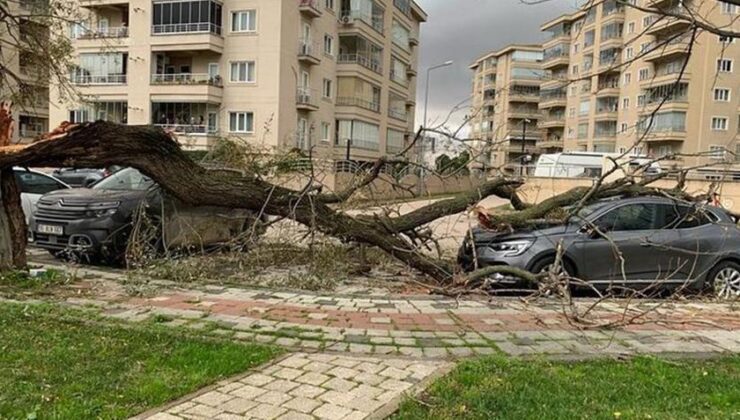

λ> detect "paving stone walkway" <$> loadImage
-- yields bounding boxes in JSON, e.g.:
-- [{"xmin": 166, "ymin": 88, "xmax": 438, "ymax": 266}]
[
  {"xmin": 136, "ymin": 352, "xmax": 451, "ymax": 420},
  {"xmin": 24, "ymin": 259, "xmax": 740, "ymax": 419}
]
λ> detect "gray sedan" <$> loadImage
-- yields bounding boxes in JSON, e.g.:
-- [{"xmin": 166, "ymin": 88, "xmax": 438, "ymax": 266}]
[{"xmin": 459, "ymin": 196, "xmax": 740, "ymax": 298}]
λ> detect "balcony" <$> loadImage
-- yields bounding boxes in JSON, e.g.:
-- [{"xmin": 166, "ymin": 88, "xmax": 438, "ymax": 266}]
[
  {"xmin": 506, "ymin": 144, "xmax": 540, "ymax": 154},
  {"xmin": 70, "ymin": 74, "xmax": 126, "ymax": 85},
  {"xmin": 646, "ymin": 15, "xmax": 691, "ymax": 37},
  {"xmin": 538, "ymin": 94, "xmax": 567, "ymax": 109},
  {"xmin": 298, "ymin": 40, "xmax": 321, "ymax": 65},
  {"xmin": 388, "ymin": 108, "xmax": 407, "ymax": 121},
  {"xmin": 390, "ymin": 69, "xmax": 408, "ymax": 87},
  {"xmin": 336, "ymin": 96, "xmax": 380, "ymax": 113},
  {"xmin": 595, "ymin": 106, "xmax": 618, "ymax": 121},
  {"xmin": 337, "ymin": 53, "xmax": 382, "ymax": 74},
  {"xmin": 596, "ymin": 79, "xmax": 620, "ymax": 97},
  {"xmin": 641, "ymin": 70, "xmax": 690, "ymax": 88},
  {"xmin": 598, "ymin": 55, "xmax": 621, "ymax": 73},
  {"xmin": 508, "ymin": 107, "xmax": 540, "ymax": 119},
  {"xmin": 642, "ymin": 130, "xmax": 687, "ymax": 142},
  {"xmin": 643, "ymin": 38, "xmax": 691, "ymax": 63},
  {"xmin": 296, "ymin": 88, "xmax": 319, "ymax": 111},
  {"xmin": 542, "ymin": 52, "xmax": 569, "ymax": 70},
  {"xmin": 151, "ymin": 23, "xmax": 224, "ymax": 53},
  {"xmin": 73, "ymin": 26, "xmax": 128, "ymax": 40},
  {"xmin": 299, "ymin": 0, "xmax": 322, "ymax": 18},
  {"xmin": 340, "ymin": 10, "xmax": 385, "ymax": 35},
  {"xmin": 150, "ymin": 73, "xmax": 224, "ymax": 102},
  {"xmin": 538, "ymin": 116, "xmax": 566, "ymax": 128}
]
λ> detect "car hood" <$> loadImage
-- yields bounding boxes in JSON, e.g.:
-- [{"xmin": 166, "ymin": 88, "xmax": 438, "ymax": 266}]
[
  {"xmin": 40, "ymin": 188, "xmax": 147, "ymax": 205},
  {"xmin": 469, "ymin": 222, "xmax": 574, "ymax": 244}
]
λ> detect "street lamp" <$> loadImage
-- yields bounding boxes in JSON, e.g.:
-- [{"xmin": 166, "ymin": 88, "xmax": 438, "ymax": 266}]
[{"xmin": 419, "ymin": 60, "xmax": 453, "ymax": 195}]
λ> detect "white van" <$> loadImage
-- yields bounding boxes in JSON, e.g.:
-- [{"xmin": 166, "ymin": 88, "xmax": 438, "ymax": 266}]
[{"xmin": 533, "ymin": 152, "xmax": 661, "ymax": 178}]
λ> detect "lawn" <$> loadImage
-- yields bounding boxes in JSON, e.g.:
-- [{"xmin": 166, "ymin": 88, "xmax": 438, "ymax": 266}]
[
  {"xmin": 0, "ymin": 302, "xmax": 280, "ymax": 419},
  {"xmin": 396, "ymin": 355, "xmax": 740, "ymax": 420}
]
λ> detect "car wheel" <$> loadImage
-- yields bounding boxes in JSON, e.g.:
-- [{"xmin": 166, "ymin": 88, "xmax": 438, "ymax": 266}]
[
  {"xmin": 708, "ymin": 261, "xmax": 740, "ymax": 299},
  {"xmin": 530, "ymin": 256, "xmax": 574, "ymax": 277}
]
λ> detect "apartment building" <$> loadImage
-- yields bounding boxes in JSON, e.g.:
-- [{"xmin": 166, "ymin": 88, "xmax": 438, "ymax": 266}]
[
  {"xmin": 540, "ymin": 0, "xmax": 740, "ymax": 168},
  {"xmin": 49, "ymin": 0, "xmax": 425, "ymax": 165},
  {"xmin": 469, "ymin": 45, "xmax": 545, "ymax": 171},
  {"xmin": 0, "ymin": 0, "xmax": 50, "ymax": 143}
]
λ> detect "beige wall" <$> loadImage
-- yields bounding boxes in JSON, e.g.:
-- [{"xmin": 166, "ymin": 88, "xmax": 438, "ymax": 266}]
[{"xmin": 521, "ymin": 175, "xmax": 740, "ymax": 213}]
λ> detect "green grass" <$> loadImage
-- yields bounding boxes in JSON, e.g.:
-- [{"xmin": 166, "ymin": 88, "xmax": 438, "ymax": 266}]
[
  {"xmin": 396, "ymin": 356, "xmax": 740, "ymax": 420},
  {"xmin": 0, "ymin": 303, "xmax": 281, "ymax": 419}
]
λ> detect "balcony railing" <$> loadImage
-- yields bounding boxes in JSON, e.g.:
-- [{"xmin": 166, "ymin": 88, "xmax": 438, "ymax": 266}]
[
  {"xmin": 73, "ymin": 26, "xmax": 128, "ymax": 39},
  {"xmin": 152, "ymin": 23, "xmax": 221, "ymax": 36},
  {"xmin": 543, "ymin": 50, "xmax": 569, "ymax": 62},
  {"xmin": 70, "ymin": 74, "xmax": 126, "ymax": 85},
  {"xmin": 298, "ymin": 0, "xmax": 322, "ymax": 17},
  {"xmin": 151, "ymin": 73, "xmax": 223, "ymax": 86},
  {"xmin": 336, "ymin": 96, "xmax": 380, "ymax": 112},
  {"xmin": 389, "ymin": 108, "xmax": 407, "ymax": 120},
  {"xmin": 296, "ymin": 87, "xmax": 319, "ymax": 108},
  {"xmin": 337, "ymin": 53, "xmax": 382, "ymax": 74},
  {"xmin": 155, "ymin": 124, "xmax": 217, "ymax": 135},
  {"xmin": 390, "ymin": 69, "xmax": 408, "ymax": 85},
  {"xmin": 597, "ymin": 79, "xmax": 620, "ymax": 90}
]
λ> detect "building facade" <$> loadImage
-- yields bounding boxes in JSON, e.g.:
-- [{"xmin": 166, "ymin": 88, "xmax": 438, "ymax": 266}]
[
  {"xmin": 50, "ymin": 0, "xmax": 425, "ymax": 164},
  {"xmin": 0, "ymin": 0, "xmax": 50, "ymax": 143},
  {"xmin": 540, "ymin": 0, "xmax": 740, "ymax": 169},
  {"xmin": 469, "ymin": 45, "xmax": 544, "ymax": 172}
]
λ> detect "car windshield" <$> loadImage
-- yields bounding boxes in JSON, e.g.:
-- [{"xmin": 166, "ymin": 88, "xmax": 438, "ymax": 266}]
[{"xmin": 92, "ymin": 168, "xmax": 155, "ymax": 191}]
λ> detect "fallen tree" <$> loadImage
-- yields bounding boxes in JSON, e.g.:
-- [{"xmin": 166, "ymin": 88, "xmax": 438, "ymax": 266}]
[{"xmin": 0, "ymin": 121, "xmax": 706, "ymax": 284}]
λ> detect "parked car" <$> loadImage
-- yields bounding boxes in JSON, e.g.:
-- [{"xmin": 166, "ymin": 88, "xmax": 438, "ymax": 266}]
[
  {"xmin": 459, "ymin": 196, "xmax": 740, "ymax": 298},
  {"xmin": 12, "ymin": 167, "xmax": 70, "ymax": 223},
  {"xmin": 28, "ymin": 168, "xmax": 261, "ymax": 263},
  {"xmin": 51, "ymin": 166, "xmax": 123, "ymax": 188}
]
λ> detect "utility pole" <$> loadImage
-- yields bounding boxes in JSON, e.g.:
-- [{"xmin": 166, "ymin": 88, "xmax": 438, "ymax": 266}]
[
  {"xmin": 419, "ymin": 60, "xmax": 453, "ymax": 195},
  {"xmin": 521, "ymin": 118, "xmax": 531, "ymax": 176}
]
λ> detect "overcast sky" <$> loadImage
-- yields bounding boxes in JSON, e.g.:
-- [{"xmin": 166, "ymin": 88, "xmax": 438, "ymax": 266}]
[{"xmin": 413, "ymin": 0, "xmax": 580, "ymax": 132}]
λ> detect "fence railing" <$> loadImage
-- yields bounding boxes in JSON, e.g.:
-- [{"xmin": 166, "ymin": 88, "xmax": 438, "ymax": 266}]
[
  {"xmin": 151, "ymin": 73, "xmax": 223, "ymax": 86},
  {"xmin": 154, "ymin": 124, "xmax": 216, "ymax": 135},
  {"xmin": 152, "ymin": 23, "xmax": 221, "ymax": 35},
  {"xmin": 73, "ymin": 26, "xmax": 128, "ymax": 39},
  {"xmin": 70, "ymin": 74, "xmax": 127, "ymax": 84},
  {"xmin": 337, "ymin": 53, "xmax": 382, "ymax": 74}
]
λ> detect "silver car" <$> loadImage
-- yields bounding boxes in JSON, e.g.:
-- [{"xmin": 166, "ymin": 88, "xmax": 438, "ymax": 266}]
[{"xmin": 459, "ymin": 196, "xmax": 740, "ymax": 297}]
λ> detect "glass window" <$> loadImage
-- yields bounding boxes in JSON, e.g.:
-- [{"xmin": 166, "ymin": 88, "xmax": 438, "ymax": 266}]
[
  {"xmin": 711, "ymin": 117, "xmax": 729, "ymax": 130},
  {"xmin": 391, "ymin": 20, "xmax": 410, "ymax": 50},
  {"xmin": 714, "ymin": 88, "xmax": 731, "ymax": 102},
  {"xmin": 596, "ymin": 204, "xmax": 657, "ymax": 231},
  {"xmin": 230, "ymin": 61, "xmax": 255, "ymax": 82},
  {"xmin": 229, "ymin": 112, "xmax": 254, "ymax": 133},
  {"xmin": 14, "ymin": 171, "xmax": 66, "ymax": 195},
  {"xmin": 231, "ymin": 10, "xmax": 256, "ymax": 32},
  {"xmin": 321, "ymin": 122, "xmax": 331, "ymax": 142},
  {"xmin": 658, "ymin": 205, "xmax": 713, "ymax": 229},
  {"xmin": 93, "ymin": 168, "xmax": 155, "ymax": 192}
]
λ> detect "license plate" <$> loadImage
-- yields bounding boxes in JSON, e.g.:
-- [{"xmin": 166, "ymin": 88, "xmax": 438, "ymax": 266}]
[{"xmin": 37, "ymin": 224, "xmax": 63, "ymax": 236}]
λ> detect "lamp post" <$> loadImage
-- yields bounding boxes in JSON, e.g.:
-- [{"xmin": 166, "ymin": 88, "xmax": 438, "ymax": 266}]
[{"xmin": 419, "ymin": 60, "xmax": 453, "ymax": 195}]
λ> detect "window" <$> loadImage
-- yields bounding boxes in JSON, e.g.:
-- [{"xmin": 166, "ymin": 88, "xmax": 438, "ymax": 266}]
[
  {"xmin": 714, "ymin": 88, "xmax": 731, "ymax": 102},
  {"xmin": 642, "ymin": 15, "xmax": 654, "ymax": 28},
  {"xmin": 152, "ymin": 0, "xmax": 223, "ymax": 35},
  {"xmin": 579, "ymin": 99, "xmax": 591, "ymax": 116},
  {"xmin": 572, "ymin": 64, "xmax": 579, "ymax": 75},
  {"xmin": 623, "ymin": 72, "xmax": 631, "ymax": 85},
  {"xmin": 711, "ymin": 117, "xmax": 729, "ymax": 131},
  {"xmin": 719, "ymin": 35, "xmax": 736, "ymax": 44},
  {"xmin": 627, "ymin": 22, "xmax": 635, "ymax": 34},
  {"xmin": 577, "ymin": 123, "xmax": 589, "ymax": 138},
  {"xmin": 229, "ymin": 112, "xmax": 254, "ymax": 133},
  {"xmin": 622, "ymin": 97, "xmax": 630, "ymax": 109},
  {"xmin": 658, "ymin": 205, "xmax": 713, "ymax": 229},
  {"xmin": 323, "ymin": 34, "xmax": 334, "ymax": 56},
  {"xmin": 322, "ymin": 78, "xmax": 333, "ymax": 99},
  {"xmin": 640, "ymin": 42, "xmax": 651, "ymax": 53},
  {"xmin": 337, "ymin": 119, "xmax": 380, "ymax": 150},
  {"xmin": 620, "ymin": 122, "xmax": 628, "ymax": 133},
  {"xmin": 573, "ymin": 43, "xmax": 580, "ymax": 53},
  {"xmin": 391, "ymin": 20, "xmax": 410, "ymax": 50},
  {"xmin": 325, "ymin": 0, "xmax": 334, "ymax": 10},
  {"xmin": 637, "ymin": 94, "xmax": 646, "ymax": 106},
  {"xmin": 569, "ymin": 107, "xmax": 576, "ymax": 118},
  {"xmin": 14, "ymin": 170, "xmax": 66, "ymax": 195},
  {"xmin": 717, "ymin": 59, "xmax": 733, "ymax": 73},
  {"xmin": 721, "ymin": 1, "xmax": 738, "ymax": 14},
  {"xmin": 625, "ymin": 47, "xmax": 633, "ymax": 60},
  {"xmin": 320, "ymin": 122, "xmax": 331, "ymax": 142},
  {"xmin": 638, "ymin": 68, "xmax": 650, "ymax": 81},
  {"xmin": 709, "ymin": 145, "xmax": 726, "ymax": 160},
  {"xmin": 596, "ymin": 204, "xmax": 657, "ymax": 232},
  {"xmin": 231, "ymin": 10, "xmax": 256, "ymax": 32},
  {"xmin": 230, "ymin": 61, "xmax": 255, "ymax": 82}
]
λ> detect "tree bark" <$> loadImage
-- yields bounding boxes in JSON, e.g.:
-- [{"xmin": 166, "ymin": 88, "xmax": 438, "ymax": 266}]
[{"xmin": 0, "ymin": 169, "xmax": 27, "ymax": 270}]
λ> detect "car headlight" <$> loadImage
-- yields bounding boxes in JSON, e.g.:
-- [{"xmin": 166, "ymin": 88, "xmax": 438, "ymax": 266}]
[
  {"xmin": 86, "ymin": 201, "xmax": 120, "ymax": 218},
  {"xmin": 487, "ymin": 240, "xmax": 533, "ymax": 257}
]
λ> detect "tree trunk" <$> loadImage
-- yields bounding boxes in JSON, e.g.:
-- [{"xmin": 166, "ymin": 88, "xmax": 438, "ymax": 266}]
[{"xmin": 0, "ymin": 169, "xmax": 26, "ymax": 270}]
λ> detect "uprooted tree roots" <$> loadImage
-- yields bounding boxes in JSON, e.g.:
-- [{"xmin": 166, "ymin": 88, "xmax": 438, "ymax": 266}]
[{"xmin": 0, "ymin": 122, "xmax": 711, "ymax": 287}]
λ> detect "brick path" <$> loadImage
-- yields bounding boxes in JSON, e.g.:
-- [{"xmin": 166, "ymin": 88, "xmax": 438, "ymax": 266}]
[
  {"xmin": 26, "ymin": 259, "xmax": 740, "ymax": 419},
  {"xmin": 136, "ymin": 353, "xmax": 450, "ymax": 420}
]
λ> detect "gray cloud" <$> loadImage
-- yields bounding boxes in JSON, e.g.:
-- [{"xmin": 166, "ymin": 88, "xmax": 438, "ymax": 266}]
[{"xmin": 413, "ymin": 0, "xmax": 579, "ymax": 132}]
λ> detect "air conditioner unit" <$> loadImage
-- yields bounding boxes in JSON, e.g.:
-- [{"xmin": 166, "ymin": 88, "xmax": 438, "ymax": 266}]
[{"xmin": 341, "ymin": 15, "xmax": 353, "ymax": 25}]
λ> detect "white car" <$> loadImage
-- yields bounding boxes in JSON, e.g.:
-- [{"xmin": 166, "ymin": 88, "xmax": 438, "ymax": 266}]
[{"xmin": 12, "ymin": 168, "xmax": 70, "ymax": 223}]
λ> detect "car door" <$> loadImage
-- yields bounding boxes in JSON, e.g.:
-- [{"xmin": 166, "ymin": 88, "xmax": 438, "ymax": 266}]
[
  {"xmin": 14, "ymin": 170, "xmax": 69, "ymax": 223},
  {"xmin": 573, "ymin": 202, "xmax": 662, "ymax": 283}
]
